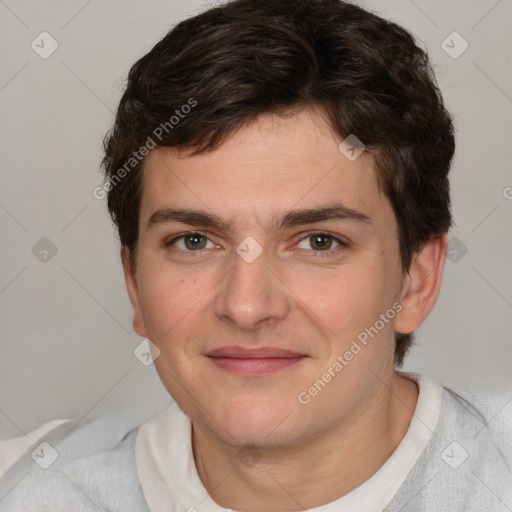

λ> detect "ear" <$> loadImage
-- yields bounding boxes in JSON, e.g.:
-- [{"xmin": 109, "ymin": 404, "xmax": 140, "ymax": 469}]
[
  {"xmin": 394, "ymin": 233, "xmax": 447, "ymax": 334},
  {"xmin": 121, "ymin": 247, "xmax": 148, "ymax": 338}
]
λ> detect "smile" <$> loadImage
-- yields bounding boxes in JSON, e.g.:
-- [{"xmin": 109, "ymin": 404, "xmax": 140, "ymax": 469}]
[{"xmin": 206, "ymin": 355, "xmax": 308, "ymax": 375}]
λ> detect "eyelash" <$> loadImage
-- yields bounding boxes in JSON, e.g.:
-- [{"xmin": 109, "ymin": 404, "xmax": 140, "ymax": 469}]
[{"xmin": 165, "ymin": 231, "xmax": 349, "ymax": 256}]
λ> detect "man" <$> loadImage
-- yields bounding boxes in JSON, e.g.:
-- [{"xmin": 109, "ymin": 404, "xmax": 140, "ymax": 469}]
[{"xmin": 1, "ymin": 0, "xmax": 511, "ymax": 510}]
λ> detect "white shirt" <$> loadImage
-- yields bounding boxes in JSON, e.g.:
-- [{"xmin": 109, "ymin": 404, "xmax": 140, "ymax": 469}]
[
  {"xmin": 1, "ymin": 371, "xmax": 511, "ymax": 511},
  {"xmin": 135, "ymin": 370, "xmax": 442, "ymax": 511}
]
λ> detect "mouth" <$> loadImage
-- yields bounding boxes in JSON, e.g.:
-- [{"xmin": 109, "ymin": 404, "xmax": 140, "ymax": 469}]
[{"xmin": 205, "ymin": 346, "xmax": 309, "ymax": 376}]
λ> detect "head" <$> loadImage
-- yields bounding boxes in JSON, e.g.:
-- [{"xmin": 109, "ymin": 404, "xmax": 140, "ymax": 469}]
[{"xmin": 101, "ymin": 0, "xmax": 454, "ymax": 448}]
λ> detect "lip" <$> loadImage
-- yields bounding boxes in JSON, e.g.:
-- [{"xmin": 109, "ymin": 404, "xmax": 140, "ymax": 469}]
[
  {"xmin": 205, "ymin": 346, "xmax": 306, "ymax": 358},
  {"xmin": 205, "ymin": 346, "xmax": 308, "ymax": 376}
]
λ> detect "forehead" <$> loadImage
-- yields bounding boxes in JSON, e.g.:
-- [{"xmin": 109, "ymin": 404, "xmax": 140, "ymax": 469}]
[{"xmin": 138, "ymin": 109, "xmax": 390, "ymax": 230}]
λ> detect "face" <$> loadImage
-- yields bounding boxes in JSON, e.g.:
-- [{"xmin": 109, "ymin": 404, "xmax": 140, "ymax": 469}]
[{"xmin": 124, "ymin": 108, "xmax": 410, "ymax": 449}]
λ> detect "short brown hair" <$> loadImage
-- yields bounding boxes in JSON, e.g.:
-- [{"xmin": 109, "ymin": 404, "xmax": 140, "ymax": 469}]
[{"xmin": 101, "ymin": 0, "xmax": 455, "ymax": 367}]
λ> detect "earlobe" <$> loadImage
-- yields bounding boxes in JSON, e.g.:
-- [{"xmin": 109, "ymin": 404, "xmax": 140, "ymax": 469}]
[
  {"xmin": 121, "ymin": 247, "xmax": 148, "ymax": 338},
  {"xmin": 394, "ymin": 233, "xmax": 447, "ymax": 334}
]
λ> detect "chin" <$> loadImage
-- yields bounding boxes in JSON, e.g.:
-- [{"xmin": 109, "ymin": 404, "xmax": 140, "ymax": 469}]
[{"xmin": 208, "ymin": 399, "xmax": 303, "ymax": 447}]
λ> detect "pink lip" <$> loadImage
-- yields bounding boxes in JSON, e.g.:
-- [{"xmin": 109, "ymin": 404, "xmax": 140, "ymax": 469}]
[
  {"xmin": 205, "ymin": 346, "xmax": 308, "ymax": 376},
  {"xmin": 205, "ymin": 346, "xmax": 305, "ymax": 358}
]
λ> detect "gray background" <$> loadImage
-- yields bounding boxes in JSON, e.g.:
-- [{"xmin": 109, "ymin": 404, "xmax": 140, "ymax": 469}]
[{"xmin": 0, "ymin": 0, "xmax": 511, "ymax": 439}]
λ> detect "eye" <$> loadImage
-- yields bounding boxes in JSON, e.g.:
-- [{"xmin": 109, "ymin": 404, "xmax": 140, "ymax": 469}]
[
  {"xmin": 295, "ymin": 232, "xmax": 348, "ymax": 252},
  {"xmin": 166, "ymin": 231, "xmax": 215, "ymax": 251}
]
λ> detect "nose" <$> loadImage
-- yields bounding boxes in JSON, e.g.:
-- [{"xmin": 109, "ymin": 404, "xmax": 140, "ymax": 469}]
[{"xmin": 213, "ymin": 245, "xmax": 291, "ymax": 331}]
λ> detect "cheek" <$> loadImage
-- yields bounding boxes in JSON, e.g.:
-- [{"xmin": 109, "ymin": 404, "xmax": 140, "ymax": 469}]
[
  {"xmin": 137, "ymin": 266, "xmax": 206, "ymax": 342},
  {"xmin": 294, "ymin": 261, "xmax": 388, "ymax": 337}
]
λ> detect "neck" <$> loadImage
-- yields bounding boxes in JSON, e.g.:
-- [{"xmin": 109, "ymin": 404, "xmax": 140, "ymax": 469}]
[{"xmin": 192, "ymin": 372, "xmax": 419, "ymax": 511}]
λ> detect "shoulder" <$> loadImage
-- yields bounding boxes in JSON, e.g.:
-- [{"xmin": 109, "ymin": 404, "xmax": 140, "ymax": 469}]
[
  {"xmin": 0, "ymin": 415, "xmax": 150, "ymax": 512},
  {"xmin": 388, "ymin": 378, "xmax": 512, "ymax": 511},
  {"xmin": 440, "ymin": 388, "xmax": 512, "ymax": 507},
  {"xmin": 0, "ymin": 419, "xmax": 70, "ymax": 480}
]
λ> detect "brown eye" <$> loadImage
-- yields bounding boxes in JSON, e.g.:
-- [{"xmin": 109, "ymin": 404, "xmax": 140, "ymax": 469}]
[
  {"xmin": 296, "ymin": 232, "xmax": 347, "ymax": 253},
  {"xmin": 166, "ymin": 232, "xmax": 214, "ymax": 251},
  {"xmin": 183, "ymin": 234, "xmax": 207, "ymax": 250},
  {"xmin": 310, "ymin": 234, "xmax": 335, "ymax": 251}
]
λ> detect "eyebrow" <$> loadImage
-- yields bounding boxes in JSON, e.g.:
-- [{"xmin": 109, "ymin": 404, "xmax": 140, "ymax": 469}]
[{"xmin": 146, "ymin": 203, "xmax": 372, "ymax": 233}]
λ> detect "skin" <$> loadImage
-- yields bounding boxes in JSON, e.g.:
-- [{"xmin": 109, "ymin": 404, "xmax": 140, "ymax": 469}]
[{"xmin": 123, "ymin": 107, "xmax": 447, "ymax": 511}]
